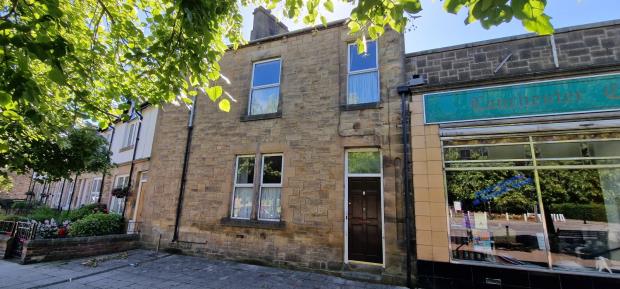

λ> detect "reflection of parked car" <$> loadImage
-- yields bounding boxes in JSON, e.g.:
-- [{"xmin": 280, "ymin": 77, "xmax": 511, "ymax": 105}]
[{"xmin": 557, "ymin": 229, "xmax": 608, "ymax": 259}]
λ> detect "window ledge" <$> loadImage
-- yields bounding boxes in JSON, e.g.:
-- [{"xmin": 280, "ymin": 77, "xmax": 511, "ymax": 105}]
[
  {"xmin": 340, "ymin": 102, "xmax": 381, "ymax": 111},
  {"xmin": 220, "ymin": 218, "xmax": 285, "ymax": 230},
  {"xmin": 119, "ymin": 145, "xmax": 135, "ymax": 152},
  {"xmin": 240, "ymin": 111, "xmax": 282, "ymax": 122}
]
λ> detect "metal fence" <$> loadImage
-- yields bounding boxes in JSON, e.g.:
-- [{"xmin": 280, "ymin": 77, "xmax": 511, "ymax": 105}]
[{"xmin": 0, "ymin": 221, "xmax": 38, "ymax": 257}]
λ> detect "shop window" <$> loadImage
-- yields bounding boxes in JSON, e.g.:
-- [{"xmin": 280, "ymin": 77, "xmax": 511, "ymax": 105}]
[
  {"xmin": 231, "ymin": 154, "xmax": 284, "ymax": 221},
  {"xmin": 443, "ymin": 133, "xmax": 620, "ymax": 275},
  {"xmin": 348, "ymin": 41, "xmax": 379, "ymax": 105},
  {"xmin": 249, "ymin": 59, "xmax": 281, "ymax": 115}
]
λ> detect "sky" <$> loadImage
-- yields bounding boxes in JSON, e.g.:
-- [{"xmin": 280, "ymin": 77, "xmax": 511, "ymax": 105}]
[{"xmin": 239, "ymin": 0, "xmax": 620, "ymax": 53}]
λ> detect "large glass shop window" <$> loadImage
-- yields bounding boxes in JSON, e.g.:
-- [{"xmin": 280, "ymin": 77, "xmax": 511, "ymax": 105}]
[{"xmin": 444, "ymin": 132, "xmax": 620, "ymax": 275}]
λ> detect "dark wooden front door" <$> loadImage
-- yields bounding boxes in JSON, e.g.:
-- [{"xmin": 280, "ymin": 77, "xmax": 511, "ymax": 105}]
[{"xmin": 348, "ymin": 177, "xmax": 382, "ymax": 263}]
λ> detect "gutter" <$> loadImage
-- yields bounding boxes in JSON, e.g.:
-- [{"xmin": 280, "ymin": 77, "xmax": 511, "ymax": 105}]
[
  {"xmin": 398, "ymin": 75, "xmax": 427, "ymax": 289},
  {"xmin": 121, "ymin": 110, "xmax": 143, "ymax": 219},
  {"xmin": 98, "ymin": 126, "xmax": 115, "ymax": 204},
  {"xmin": 173, "ymin": 96, "xmax": 197, "ymax": 242}
]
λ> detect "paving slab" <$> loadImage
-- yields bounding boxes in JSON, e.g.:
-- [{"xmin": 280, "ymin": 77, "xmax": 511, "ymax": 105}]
[{"xmin": 1, "ymin": 249, "xmax": 406, "ymax": 289}]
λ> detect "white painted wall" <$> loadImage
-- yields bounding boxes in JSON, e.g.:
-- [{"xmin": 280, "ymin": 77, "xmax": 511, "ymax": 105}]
[{"xmin": 106, "ymin": 106, "xmax": 158, "ymax": 165}]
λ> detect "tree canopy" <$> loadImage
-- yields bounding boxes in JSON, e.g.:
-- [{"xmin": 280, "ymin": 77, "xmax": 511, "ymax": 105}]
[{"xmin": 0, "ymin": 0, "xmax": 553, "ymax": 174}]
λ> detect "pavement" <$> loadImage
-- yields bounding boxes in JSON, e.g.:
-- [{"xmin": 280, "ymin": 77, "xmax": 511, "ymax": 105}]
[{"xmin": 0, "ymin": 249, "xmax": 406, "ymax": 289}]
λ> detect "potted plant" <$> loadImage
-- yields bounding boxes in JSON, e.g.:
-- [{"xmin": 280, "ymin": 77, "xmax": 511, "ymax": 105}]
[{"xmin": 111, "ymin": 187, "xmax": 130, "ymax": 198}]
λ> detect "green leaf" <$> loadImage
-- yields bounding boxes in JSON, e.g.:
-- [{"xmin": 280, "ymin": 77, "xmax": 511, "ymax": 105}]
[
  {"xmin": 0, "ymin": 91, "xmax": 11, "ymax": 106},
  {"xmin": 356, "ymin": 37, "xmax": 367, "ymax": 54},
  {"xmin": 522, "ymin": 14, "xmax": 554, "ymax": 35},
  {"xmin": 181, "ymin": 97, "xmax": 193, "ymax": 105},
  {"xmin": 218, "ymin": 99, "xmax": 230, "ymax": 112},
  {"xmin": 348, "ymin": 21, "xmax": 361, "ymax": 34},
  {"xmin": 444, "ymin": 0, "xmax": 465, "ymax": 14},
  {"xmin": 401, "ymin": 0, "xmax": 422, "ymax": 14},
  {"xmin": 206, "ymin": 86, "xmax": 223, "ymax": 102},
  {"xmin": 320, "ymin": 16, "xmax": 328, "ymax": 27},
  {"xmin": 324, "ymin": 0, "xmax": 334, "ymax": 12},
  {"xmin": 48, "ymin": 67, "xmax": 66, "ymax": 85}
]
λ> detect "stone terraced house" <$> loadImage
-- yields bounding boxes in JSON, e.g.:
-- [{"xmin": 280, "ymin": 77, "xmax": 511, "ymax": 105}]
[{"xmin": 5, "ymin": 7, "xmax": 620, "ymax": 288}]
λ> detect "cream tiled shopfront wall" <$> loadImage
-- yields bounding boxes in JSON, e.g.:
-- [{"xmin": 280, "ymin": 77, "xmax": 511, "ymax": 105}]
[{"xmin": 410, "ymin": 94, "xmax": 450, "ymax": 262}]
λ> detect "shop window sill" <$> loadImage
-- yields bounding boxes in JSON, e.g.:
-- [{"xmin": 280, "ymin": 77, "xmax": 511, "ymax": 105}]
[
  {"xmin": 240, "ymin": 111, "xmax": 282, "ymax": 122},
  {"xmin": 340, "ymin": 102, "xmax": 382, "ymax": 111},
  {"xmin": 220, "ymin": 218, "xmax": 285, "ymax": 230}
]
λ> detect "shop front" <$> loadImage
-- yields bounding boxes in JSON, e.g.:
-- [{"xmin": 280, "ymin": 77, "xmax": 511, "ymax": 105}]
[{"xmin": 413, "ymin": 73, "xmax": 620, "ymax": 289}]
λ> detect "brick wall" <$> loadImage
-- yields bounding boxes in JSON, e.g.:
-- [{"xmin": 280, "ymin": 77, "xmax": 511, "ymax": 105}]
[
  {"xmin": 140, "ymin": 23, "xmax": 409, "ymax": 283},
  {"xmin": 405, "ymin": 21, "xmax": 620, "ymax": 263},
  {"xmin": 20, "ymin": 234, "xmax": 139, "ymax": 264},
  {"xmin": 405, "ymin": 20, "xmax": 620, "ymax": 87},
  {"xmin": 1, "ymin": 172, "xmax": 31, "ymax": 200}
]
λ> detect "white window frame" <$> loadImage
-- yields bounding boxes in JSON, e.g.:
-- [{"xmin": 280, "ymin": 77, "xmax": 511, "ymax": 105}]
[
  {"xmin": 247, "ymin": 58, "xmax": 282, "ymax": 116},
  {"xmin": 122, "ymin": 122, "xmax": 137, "ymax": 148},
  {"xmin": 230, "ymin": 155, "xmax": 256, "ymax": 220},
  {"xmin": 347, "ymin": 40, "xmax": 380, "ymax": 105},
  {"xmin": 89, "ymin": 177, "xmax": 102, "ymax": 204},
  {"xmin": 77, "ymin": 179, "xmax": 90, "ymax": 207},
  {"xmin": 258, "ymin": 153, "xmax": 284, "ymax": 221},
  {"xmin": 110, "ymin": 174, "xmax": 129, "ymax": 214},
  {"xmin": 343, "ymin": 148, "xmax": 385, "ymax": 267}
]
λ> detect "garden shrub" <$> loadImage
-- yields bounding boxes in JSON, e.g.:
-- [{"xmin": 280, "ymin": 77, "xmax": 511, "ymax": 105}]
[
  {"xmin": 550, "ymin": 203, "xmax": 608, "ymax": 222},
  {"xmin": 69, "ymin": 213, "xmax": 122, "ymax": 237},
  {"xmin": 0, "ymin": 214, "xmax": 28, "ymax": 222},
  {"xmin": 28, "ymin": 207, "xmax": 63, "ymax": 222},
  {"xmin": 64, "ymin": 203, "xmax": 108, "ymax": 221}
]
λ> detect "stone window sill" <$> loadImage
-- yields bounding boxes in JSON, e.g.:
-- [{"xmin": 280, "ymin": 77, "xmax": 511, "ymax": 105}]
[
  {"xmin": 240, "ymin": 111, "xmax": 282, "ymax": 122},
  {"xmin": 340, "ymin": 102, "xmax": 382, "ymax": 111},
  {"xmin": 119, "ymin": 145, "xmax": 134, "ymax": 152},
  {"xmin": 220, "ymin": 218, "xmax": 285, "ymax": 230}
]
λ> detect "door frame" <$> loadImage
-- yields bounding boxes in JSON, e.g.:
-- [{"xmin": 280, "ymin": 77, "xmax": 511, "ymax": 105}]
[{"xmin": 344, "ymin": 148, "xmax": 385, "ymax": 267}]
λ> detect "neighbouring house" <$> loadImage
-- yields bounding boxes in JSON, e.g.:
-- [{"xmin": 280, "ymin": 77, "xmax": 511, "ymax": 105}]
[
  {"xmin": 27, "ymin": 104, "xmax": 157, "ymax": 232},
  {"xmin": 0, "ymin": 172, "xmax": 30, "ymax": 200},
  {"xmin": 400, "ymin": 20, "xmax": 620, "ymax": 288},
  {"xmin": 139, "ymin": 7, "xmax": 410, "ymax": 284}
]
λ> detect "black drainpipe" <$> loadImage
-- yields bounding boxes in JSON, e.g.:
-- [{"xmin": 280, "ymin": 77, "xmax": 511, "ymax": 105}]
[
  {"xmin": 173, "ymin": 96, "xmax": 197, "ymax": 242},
  {"xmin": 67, "ymin": 173, "xmax": 79, "ymax": 212},
  {"xmin": 98, "ymin": 126, "xmax": 115, "ymax": 204},
  {"xmin": 398, "ymin": 85, "xmax": 414, "ymax": 289},
  {"xmin": 121, "ymin": 110, "xmax": 143, "ymax": 220}
]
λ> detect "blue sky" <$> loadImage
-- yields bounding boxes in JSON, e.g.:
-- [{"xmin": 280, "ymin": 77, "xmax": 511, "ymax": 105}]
[{"xmin": 240, "ymin": 0, "xmax": 620, "ymax": 53}]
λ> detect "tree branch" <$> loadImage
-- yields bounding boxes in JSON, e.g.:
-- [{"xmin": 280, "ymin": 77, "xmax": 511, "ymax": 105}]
[{"xmin": 96, "ymin": 0, "xmax": 115, "ymax": 24}]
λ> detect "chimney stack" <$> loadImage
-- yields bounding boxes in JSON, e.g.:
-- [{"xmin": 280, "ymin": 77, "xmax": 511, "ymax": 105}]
[{"xmin": 250, "ymin": 7, "xmax": 289, "ymax": 41}]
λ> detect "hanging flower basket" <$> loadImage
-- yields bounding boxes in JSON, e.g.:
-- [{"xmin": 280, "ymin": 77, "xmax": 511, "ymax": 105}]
[{"xmin": 111, "ymin": 187, "xmax": 130, "ymax": 198}]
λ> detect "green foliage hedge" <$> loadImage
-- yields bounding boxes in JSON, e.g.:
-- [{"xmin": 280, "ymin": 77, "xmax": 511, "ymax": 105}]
[
  {"xmin": 550, "ymin": 203, "xmax": 608, "ymax": 222},
  {"xmin": 28, "ymin": 207, "xmax": 62, "ymax": 222},
  {"xmin": 68, "ymin": 213, "xmax": 123, "ymax": 237},
  {"xmin": 64, "ymin": 203, "xmax": 107, "ymax": 222}
]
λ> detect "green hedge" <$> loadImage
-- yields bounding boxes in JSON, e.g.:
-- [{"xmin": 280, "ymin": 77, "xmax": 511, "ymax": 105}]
[
  {"xmin": 64, "ymin": 203, "xmax": 107, "ymax": 222},
  {"xmin": 28, "ymin": 207, "xmax": 63, "ymax": 222},
  {"xmin": 68, "ymin": 213, "xmax": 123, "ymax": 237},
  {"xmin": 550, "ymin": 203, "xmax": 608, "ymax": 222}
]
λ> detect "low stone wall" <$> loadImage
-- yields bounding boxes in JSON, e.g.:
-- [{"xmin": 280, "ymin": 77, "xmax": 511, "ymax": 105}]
[
  {"xmin": 21, "ymin": 234, "xmax": 139, "ymax": 264},
  {"xmin": 0, "ymin": 235, "xmax": 13, "ymax": 259}
]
